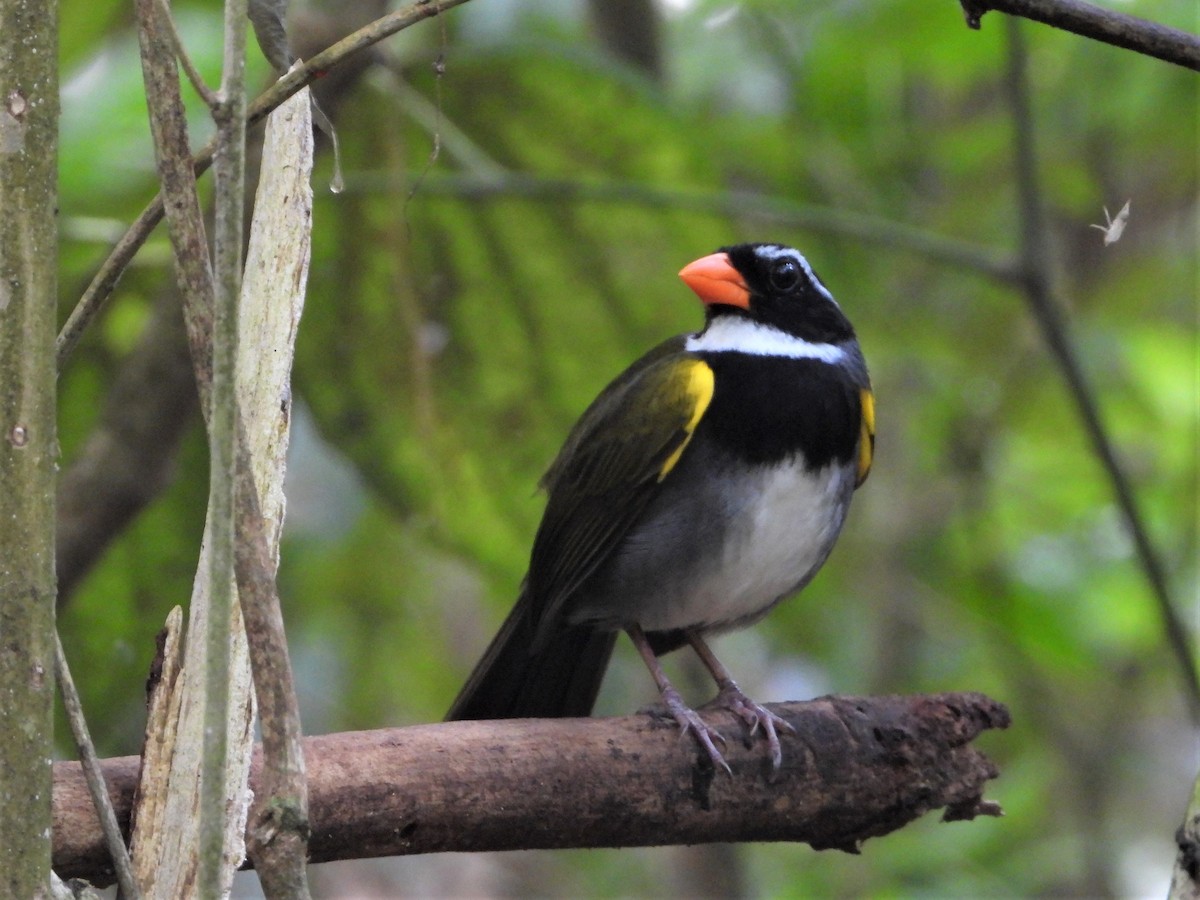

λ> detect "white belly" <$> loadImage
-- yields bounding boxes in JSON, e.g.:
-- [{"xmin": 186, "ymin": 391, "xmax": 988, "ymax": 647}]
[{"xmin": 641, "ymin": 460, "xmax": 853, "ymax": 633}]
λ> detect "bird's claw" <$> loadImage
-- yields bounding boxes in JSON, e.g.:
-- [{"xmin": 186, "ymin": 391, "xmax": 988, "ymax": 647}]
[
  {"xmin": 658, "ymin": 687, "xmax": 732, "ymax": 775},
  {"xmin": 705, "ymin": 685, "xmax": 794, "ymax": 772}
]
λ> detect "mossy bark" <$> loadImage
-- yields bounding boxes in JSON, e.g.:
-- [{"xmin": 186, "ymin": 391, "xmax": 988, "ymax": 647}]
[{"xmin": 0, "ymin": 0, "xmax": 59, "ymax": 892}]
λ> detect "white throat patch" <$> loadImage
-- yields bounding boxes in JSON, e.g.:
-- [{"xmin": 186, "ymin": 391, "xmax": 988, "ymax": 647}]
[{"xmin": 685, "ymin": 316, "xmax": 846, "ymax": 363}]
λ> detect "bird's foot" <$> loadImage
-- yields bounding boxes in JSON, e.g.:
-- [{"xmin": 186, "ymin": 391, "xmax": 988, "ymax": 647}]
[
  {"xmin": 703, "ymin": 684, "xmax": 795, "ymax": 772},
  {"xmin": 652, "ymin": 686, "xmax": 731, "ymax": 775}
]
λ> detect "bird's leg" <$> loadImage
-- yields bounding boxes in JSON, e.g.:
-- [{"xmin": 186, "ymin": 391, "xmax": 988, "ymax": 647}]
[
  {"xmin": 686, "ymin": 630, "xmax": 795, "ymax": 772},
  {"xmin": 626, "ymin": 624, "xmax": 731, "ymax": 775}
]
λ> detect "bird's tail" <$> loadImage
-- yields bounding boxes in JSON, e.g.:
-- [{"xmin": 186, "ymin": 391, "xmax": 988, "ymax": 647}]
[{"xmin": 446, "ymin": 591, "xmax": 616, "ymax": 721}]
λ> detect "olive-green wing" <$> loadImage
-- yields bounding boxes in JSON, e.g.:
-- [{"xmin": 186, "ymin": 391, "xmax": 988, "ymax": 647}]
[{"xmin": 527, "ymin": 345, "xmax": 714, "ymax": 643}]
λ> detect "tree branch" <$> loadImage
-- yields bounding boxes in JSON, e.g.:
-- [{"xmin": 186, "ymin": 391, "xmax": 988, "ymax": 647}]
[
  {"xmin": 56, "ymin": 0, "xmax": 476, "ymax": 370},
  {"xmin": 59, "ymin": 21, "xmax": 346, "ymax": 888},
  {"xmin": 360, "ymin": 172, "xmax": 1024, "ymax": 286},
  {"xmin": 53, "ymin": 634, "xmax": 140, "ymax": 900},
  {"xmin": 53, "ymin": 693, "xmax": 1009, "ymax": 883},
  {"xmin": 201, "ymin": 0, "xmax": 251, "ymax": 884},
  {"xmin": 155, "ymin": 0, "xmax": 220, "ymax": 108},
  {"xmin": 1001, "ymin": 18, "xmax": 1200, "ymax": 725},
  {"xmin": 132, "ymin": 0, "xmax": 256, "ymax": 892},
  {"xmin": 961, "ymin": 0, "xmax": 1200, "ymax": 72},
  {"xmin": 54, "ymin": 7, "xmax": 377, "ymax": 607},
  {"xmin": 0, "ymin": 1, "xmax": 59, "ymax": 891},
  {"xmin": 133, "ymin": 0, "xmax": 217, "ymax": 372},
  {"xmin": 134, "ymin": 3, "xmax": 313, "ymax": 892}
]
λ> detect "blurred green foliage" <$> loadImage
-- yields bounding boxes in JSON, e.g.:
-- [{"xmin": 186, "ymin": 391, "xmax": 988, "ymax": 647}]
[{"xmin": 55, "ymin": 0, "xmax": 1196, "ymax": 895}]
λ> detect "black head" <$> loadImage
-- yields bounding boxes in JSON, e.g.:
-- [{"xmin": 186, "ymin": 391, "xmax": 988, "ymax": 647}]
[
  {"xmin": 679, "ymin": 243, "xmax": 855, "ymax": 344},
  {"xmin": 721, "ymin": 243, "xmax": 854, "ymax": 343}
]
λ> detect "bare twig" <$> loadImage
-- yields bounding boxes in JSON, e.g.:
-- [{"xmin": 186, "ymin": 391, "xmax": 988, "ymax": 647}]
[
  {"xmin": 56, "ymin": 200, "xmax": 170, "ymax": 368},
  {"xmin": 52, "ymin": 693, "xmax": 1010, "ymax": 882},
  {"xmin": 200, "ymin": 0, "xmax": 251, "ymax": 889},
  {"xmin": 132, "ymin": 7, "xmax": 316, "ymax": 897},
  {"xmin": 54, "ymin": 635, "xmax": 140, "ymax": 900},
  {"xmin": 57, "ymin": 0, "xmax": 477, "ymax": 371},
  {"xmin": 962, "ymin": 0, "xmax": 1200, "ymax": 72},
  {"xmin": 54, "ymin": 9, "xmax": 377, "ymax": 605},
  {"xmin": 135, "ymin": 0, "xmax": 256, "ymax": 893},
  {"xmin": 133, "ymin": 0, "xmax": 215, "ymax": 391},
  {"xmin": 1001, "ymin": 18, "xmax": 1200, "ymax": 724},
  {"xmin": 137, "ymin": 0, "xmax": 310, "ymax": 892},
  {"xmin": 350, "ymin": 171, "xmax": 1024, "ymax": 285},
  {"xmin": 155, "ymin": 0, "xmax": 219, "ymax": 107}
]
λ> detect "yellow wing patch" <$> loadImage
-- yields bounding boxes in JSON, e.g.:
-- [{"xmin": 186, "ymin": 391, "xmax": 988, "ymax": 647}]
[
  {"xmin": 657, "ymin": 359, "xmax": 715, "ymax": 481},
  {"xmin": 856, "ymin": 387, "xmax": 875, "ymax": 487}
]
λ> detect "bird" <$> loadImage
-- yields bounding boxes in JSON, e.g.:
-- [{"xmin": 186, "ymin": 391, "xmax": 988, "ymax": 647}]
[{"xmin": 446, "ymin": 242, "xmax": 874, "ymax": 772}]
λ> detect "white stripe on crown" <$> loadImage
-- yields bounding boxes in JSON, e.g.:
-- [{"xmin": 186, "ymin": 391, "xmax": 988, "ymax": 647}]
[
  {"xmin": 751, "ymin": 245, "xmax": 837, "ymax": 306},
  {"xmin": 685, "ymin": 316, "xmax": 846, "ymax": 363}
]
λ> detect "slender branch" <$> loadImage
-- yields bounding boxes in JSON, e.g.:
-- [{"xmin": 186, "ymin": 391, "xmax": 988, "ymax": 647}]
[
  {"xmin": 56, "ymin": 200, "xmax": 170, "ymax": 369},
  {"xmin": 1001, "ymin": 19, "xmax": 1200, "ymax": 724},
  {"xmin": 200, "ymin": 0, "xmax": 250, "ymax": 888},
  {"xmin": 234, "ymin": 502, "xmax": 311, "ymax": 895},
  {"xmin": 131, "ymin": 10, "xmax": 320, "ymax": 897},
  {"xmin": 354, "ymin": 171, "xmax": 1025, "ymax": 285},
  {"xmin": 155, "ymin": 0, "xmax": 219, "ymax": 107},
  {"xmin": 246, "ymin": 0, "xmax": 474, "ymax": 125},
  {"xmin": 961, "ymin": 0, "xmax": 1200, "ymax": 72},
  {"xmin": 54, "ymin": 7, "xmax": 377, "ymax": 607},
  {"xmin": 134, "ymin": 8, "xmax": 314, "ymax": 896},
  {"xmin": 53, "ymin": 635, "xmax": 140, "ymax": 900},
  {"xmin": 57, "ymin": 0, "xmax": 477, "ymax": 370},
  {"xmin": 52, "ymin": 693, "xmax": 1010, "ymax": 882},
  {"xmin": 133, "ymin": 0, "xmax": 215, "ymax": 398},
  {"xmin": 135, "ymin": 0, "xmax": 255, "ymax": 892}
]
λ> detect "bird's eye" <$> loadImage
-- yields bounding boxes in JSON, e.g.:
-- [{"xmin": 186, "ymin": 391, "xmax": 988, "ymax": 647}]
[{"xmin": 769, "ymin": 258, "xmax": 802, "ymax": 292}]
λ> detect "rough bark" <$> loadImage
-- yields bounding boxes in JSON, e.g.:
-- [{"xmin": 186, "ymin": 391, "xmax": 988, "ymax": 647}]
[
  {"xmin": 132, "ymin": 0, "xmax": 255, "ymax": 890},
  {"xmin": 0, "ymin": 0, "xmax": 59, "ymax": 892},
  {"xmin": 234, "ymin": 83, "xmax": 314, "ymax": 898},
  {"xmin": 54, "ymin": 692, "xmax": 1009, "ymax": 883}
]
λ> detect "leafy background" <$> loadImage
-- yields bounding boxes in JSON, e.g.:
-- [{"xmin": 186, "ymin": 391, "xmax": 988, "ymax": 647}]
[{"xmin": 55, "ymin": 0, "xmax": 1196, "ymax": 895}]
